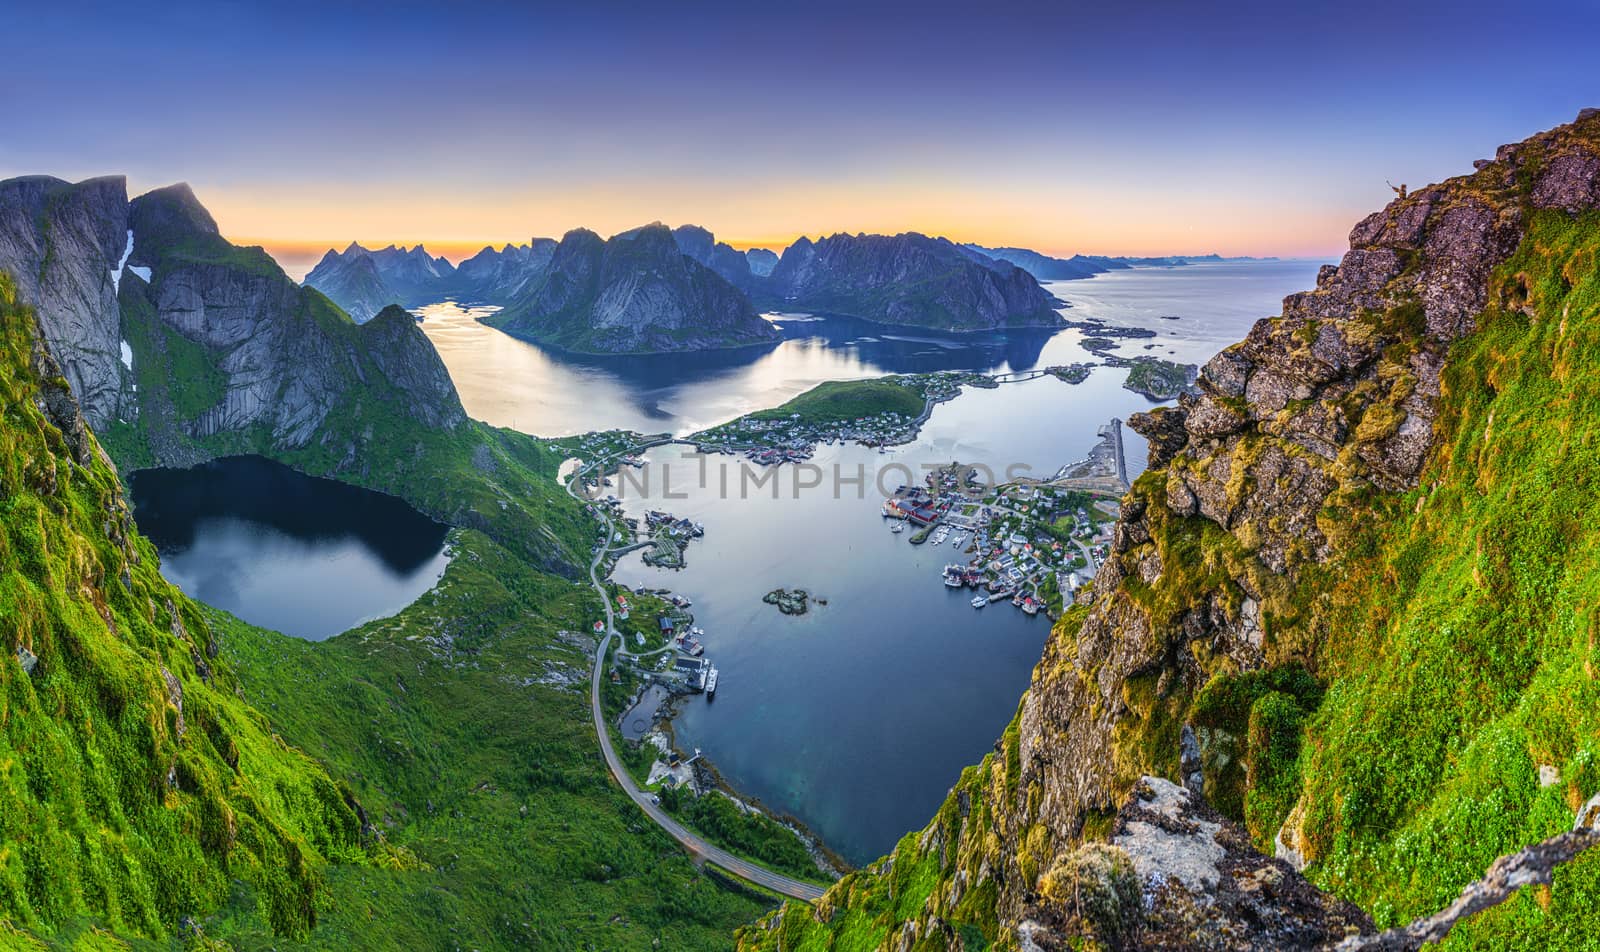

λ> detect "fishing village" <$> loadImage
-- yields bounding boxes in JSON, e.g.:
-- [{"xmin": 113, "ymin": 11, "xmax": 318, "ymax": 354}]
[{"xmin": 880, "ymin": 419, "xmax": 1130, "ymax": 619}]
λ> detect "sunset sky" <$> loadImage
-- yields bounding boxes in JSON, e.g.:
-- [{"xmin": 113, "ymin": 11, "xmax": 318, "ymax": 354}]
[{"xmin": 5, "ymin": 0, "xmax": 1598, "ymax": 275}]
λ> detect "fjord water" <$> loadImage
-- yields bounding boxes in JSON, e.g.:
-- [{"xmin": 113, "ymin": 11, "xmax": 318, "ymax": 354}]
[
  {"xmin": 609, "ymin": 369, "xmax": 1154, "ymax": 863},
  {"xmin": 419, "ymin": 259, "xmax": 1324, "ymax": 437},
  {"xmin": 130, "ymin": 456, "xmax": 451, "ymax": 641},
  {"xmin": 416, "ymin": 259, "xmax": 1323, "ymax": 863}
]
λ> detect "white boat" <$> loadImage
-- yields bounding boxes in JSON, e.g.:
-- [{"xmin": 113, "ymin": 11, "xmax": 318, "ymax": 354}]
[
  {"xmin": 972, "ymin": 595, "xmax": 987, "ymax": 609},
  {"xmin": 890, "ymin": 521, "xmax": 905, "ymax": 533},
  {"xmin": 705, "ymin": 666, "xmax": 719, "ymax": 695}
]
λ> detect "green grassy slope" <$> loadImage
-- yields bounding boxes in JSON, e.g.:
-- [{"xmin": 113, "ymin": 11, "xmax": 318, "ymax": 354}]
[
  {"xmin": 202, "ymin": 531, "xmax": 774, "ymax": 950},
  {"xmin": 0, "ymin": 273, "xmax": 376, "ymax": 944},
  {"xmin": 102, "ymin": 213, "xmax": 593, "ymax": 578},
  {"xmin": 750, "ymin": 378, "xmax": 926, "ymax": 425},
  {"xmin": 736, "ymin": 216, "xmax": 1600, "ymax": 951}
]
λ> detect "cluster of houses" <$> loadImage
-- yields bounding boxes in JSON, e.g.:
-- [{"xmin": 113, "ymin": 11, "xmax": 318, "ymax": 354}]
[
  {"xmin": 699, "ymin": 407, "xmax": 924, "ymax": 464},
  {"xmin": 883, "ymin": 474, "xmax": 1116, "ymax": 618},
  {"xmin": 692, "ymin": 372, "xmax": 1001, "ymax": 464}
]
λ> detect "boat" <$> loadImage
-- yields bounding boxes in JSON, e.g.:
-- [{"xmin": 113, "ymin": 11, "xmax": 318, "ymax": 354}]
[
  {"xmin": 943, "ymin": 565, "xmax": 965, "ymax": 588},
  {"xmin": 705, "ymin": 666, "xmax": 719, "ymax": 695},
  {"xmin": 971, "ymin": 594, "xmax": 987, "ymax": 609},
  {"xmin": 890, "ymin": 521, "xmax": 905, "ymax": 533},
  {"xmin": 690, "ymin": 626, "xmax": 705, "ymax": 637}
]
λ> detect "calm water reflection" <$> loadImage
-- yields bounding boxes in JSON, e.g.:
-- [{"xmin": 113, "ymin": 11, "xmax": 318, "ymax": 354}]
[
  {"xmin": 417, "ymin": 259, "xmax": 1324, "ymax": 439},
  {"xmin": 412, "ymin": 260, "xmax": 1322, "ymax": 861},
  {"xmin": 131, "ymin": 456, "xmax": 451, "ymax": 641}
]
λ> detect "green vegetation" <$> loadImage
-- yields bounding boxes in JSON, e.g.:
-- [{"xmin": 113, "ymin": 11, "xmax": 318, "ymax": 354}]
[
  {"xmin": 1116, "ymin": 356, "xmax": 1196, "ymax": 400},
  {"xmin": 1293, "ymin": 211, "xmax": 1600, "ymax": 939},
  {"xmin": 658, "ymin": 788, "xmax": 827, "ymax": 885},
  {"xmin": 739, "ymin": 210, "xmax": 1600, "ymax": 950},
  {"xmin": 749, "ymin": 378, "xmax": 926, "ymax": 426},
  {"xmin": 105, "ymin": 289, "xmax": 594, "ymax": 579},
  {"xmin": 203, "ymin": 532, "xmax": 775, "ymax": 949},
  {"xmin": 0, "ymin": 273, "xmax": 373, "ymax": 944}
]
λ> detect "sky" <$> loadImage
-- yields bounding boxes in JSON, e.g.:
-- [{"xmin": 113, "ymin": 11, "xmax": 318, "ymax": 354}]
[{"xmin": 4, "ymin": 0, "xmax": 1599, "ymax": 273}]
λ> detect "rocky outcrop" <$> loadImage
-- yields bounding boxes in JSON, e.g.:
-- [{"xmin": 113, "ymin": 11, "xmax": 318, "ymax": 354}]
[
  {"xmin": 0, "ymin": 175, "xmax": 131, "ymax": 429},
  {"xmin": 1017, "ymin": 777, "xmax": 1373, "ymax": 950},
  {"xmin": 764, "ymin": 231, "xmax": 1063, "ymax": 330},
  {"xmin": 487, "ymin": 222, "xmax": 781, "ymax": 353},
  {"xmin": 743, "ymin": 110, "xmax": 1600, "ymax": 952}
]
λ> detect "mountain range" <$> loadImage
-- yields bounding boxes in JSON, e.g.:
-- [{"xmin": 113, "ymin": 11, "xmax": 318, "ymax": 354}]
[
  {"xmin": 305, "ymin": 225, "xmax": 1283, "ymax": 350},
  {"xmin": 0, "ymin": 175, "xmax": 588, "ymax": 576},
  {"xmin": 483, "ymin": 222, "xmax": 781, "ymax": 354}
]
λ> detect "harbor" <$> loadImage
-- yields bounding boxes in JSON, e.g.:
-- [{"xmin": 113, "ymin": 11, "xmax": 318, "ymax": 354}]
[{"xmin": 878, "ymin": 419, "xmax": 1129, "ymax": 618}]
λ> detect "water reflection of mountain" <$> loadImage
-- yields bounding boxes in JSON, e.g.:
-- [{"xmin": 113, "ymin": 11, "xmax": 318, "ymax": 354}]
[{"xmin": 536, "ymin": 314, "xmax": 1059, "ymax": 389}]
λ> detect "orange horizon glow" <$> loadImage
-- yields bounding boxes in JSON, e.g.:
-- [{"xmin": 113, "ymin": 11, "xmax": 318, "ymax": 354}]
[{"xmin": 202, "ymin": 174, "xmax": 1356, "ymax": 273}]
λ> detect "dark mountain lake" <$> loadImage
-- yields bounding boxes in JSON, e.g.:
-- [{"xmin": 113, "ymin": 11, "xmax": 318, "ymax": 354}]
[{"xmin": 130, "ymin": 455, "xmax": 452, "ymax": 641}]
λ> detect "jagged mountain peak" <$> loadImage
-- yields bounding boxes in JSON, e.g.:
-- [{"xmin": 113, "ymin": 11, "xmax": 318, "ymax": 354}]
[{"xmin": 131, "ymin": 182, "xmax": 220, "ymax": 237}]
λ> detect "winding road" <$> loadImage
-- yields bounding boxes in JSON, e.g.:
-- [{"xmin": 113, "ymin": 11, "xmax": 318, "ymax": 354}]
[{"xmin": 569, "ymin": 456, "xmax": 826, "ymax": 903}]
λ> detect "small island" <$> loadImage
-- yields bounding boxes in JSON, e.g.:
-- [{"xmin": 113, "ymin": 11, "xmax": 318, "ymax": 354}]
[
  {"xmin": 763, "ymin": 588, "xmax": 813, "ymax": 615},
  {"xmin": 693, "ymin": 373, "xmax": 984, "ymax": 464},
  {"xmin": 1111, "ymin": 356, "xmax": 1200, "ymax": 400}
]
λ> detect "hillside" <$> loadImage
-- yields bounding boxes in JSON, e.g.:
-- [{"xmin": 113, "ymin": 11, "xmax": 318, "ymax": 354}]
[
  {"xmin": 486, "ymin": 223, "xmax": 782, "ymax": 354},
  {"xmin": 0, "ymin": 273, "xmax": 373, "ymax": 944},
  {"xmin": 751, "ymin": 378, "xmax": 927, "ymax": 425},
  {"xmin": 199, "ymin": 532, "xmax": 776, "ymax": 949},
  {"xmin": 763, "ymin": 232, "xmax": 1063, "ymax": 331},
  {"xmin": 741, "ymin": 111, "xmax": 1600, "ymax": 950},
  {"xmin": 0, "ymin": 180, "xmax": 594, "ymax": 577}
]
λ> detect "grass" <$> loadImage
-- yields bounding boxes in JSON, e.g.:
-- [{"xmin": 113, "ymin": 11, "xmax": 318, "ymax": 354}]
[
  {"xmin": 659, "ymin": 788, "xmax": 830, "ymax": 885},
  {"xmin": 199, "ymin": 531, "xmax": 777, "ymax": 949},
  {"xmin": 748, "ymin": 378, "xmax": 925, "ymax": 426},
  {"xmin": 0, "ymin": 272, "xmax": 374, "ymax": 944},
  {"xmin": 106, "ymin": 212, "xmax": 597, "ymax": 578},
  {"xmin": 738, "ymin": 208, "xmax": 1600, "ymax": 950}
]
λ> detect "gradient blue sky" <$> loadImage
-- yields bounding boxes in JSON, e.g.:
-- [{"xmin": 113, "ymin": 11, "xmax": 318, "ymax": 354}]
[{"xmin": 4, "ymin": 0, "xmax": 1597, "ymax": 265}]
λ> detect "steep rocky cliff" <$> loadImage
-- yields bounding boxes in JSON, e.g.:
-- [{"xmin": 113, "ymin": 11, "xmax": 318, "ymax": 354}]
[
  {"xmin": 0, "ymin": 272, "xmax": 371, "ymax": 942},
  {"xmin": 0, "ymin": 175, "xmax": 131, "ymax": 429},
  {"xmin": 0, "ymin": 179, "xmax": 589, "ymax": 577},
  {"xmin": 764, "ymin": 232, "xmax": 1063, "ymax": 330},
  {"xmin": 121, "ymin": 184, "xmax": 467, "ymax": 452},
  {"xmin": 742, "ymin": 111, "xmax": 1600, "ymax": 950},
  {"xmin": 486, "ymin": 222, "xmax": 781, "ymax": 353}
]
